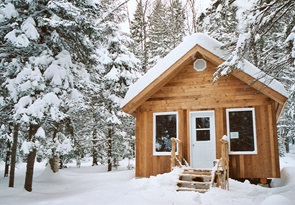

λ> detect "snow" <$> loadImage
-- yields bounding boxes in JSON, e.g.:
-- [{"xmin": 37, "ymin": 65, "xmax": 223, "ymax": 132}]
[
  {"xmin": 21, "ymin": 17, "xmax": 39, "ymax": 40},
  {"xmin": 14, "ymin": 92, "xmax": 62, "ymax": 122},
  {"xmin": 3, "ymin": 9, "xmax": 38, "ymax": 46},
  {"xmin": 260, "ymin": 195, "xmax": 292, "ymax": 205},
  {"xmin": 20, "ymin": 141, "xmax": 34, "ymax": 154},
  {"xmin": 35, "ymin": 127, "xmax": 46, "ymax": 139},
  {"xmin": 0, "ymin": 96, "xmax": 3, "ymax": 105},
  {"xmin": 105, "ymin": 66, "xmax": 120, "ymax": 81},
  {"xmin": 44, "ymin": 50, "xmax": 73, "ymax": 87},
  {"xmin": 1, "ymin": 146, "xmax": 295, "ymax": 205},
  {"xmin": 221, "ymin": 135, "xmax": 229, "ymax": 142},
  {"xmin": 236, "ymin": 0, "xmax": 255, "ymax": 31},
  {"xmin": 69, "ymin": 89, "xmax": 83, "ymax": 100},
  {"xmin": 286, "ymin": 27, "xmax": 295, "ymax": 63},
  {"xmin": 4, "ymin": 30, "xmax": 30, "ymax": 47},
  {"xmin": 0, "ymin": 3, "xmax": 19, "ymax": 22},
  {"xmin": 57, "ymin": 138, "xmax": 73, "ymax": 154},
  {"xmin": 121, "ymin": 33, "xmax": 289, "ymax": 108}
]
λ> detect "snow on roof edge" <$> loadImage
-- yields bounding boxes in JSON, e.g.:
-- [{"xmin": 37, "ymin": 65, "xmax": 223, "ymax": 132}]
[
  {"xmin": 242, "ymin": 60, "xmax": 289, "ymax": 98},
  {"xmin": 121, "ymin": 33, "xmax": 224, "ymax": 108},
  {"xmin": 122, "ymin": 33, "xmax": 288, "ymax": 109}
]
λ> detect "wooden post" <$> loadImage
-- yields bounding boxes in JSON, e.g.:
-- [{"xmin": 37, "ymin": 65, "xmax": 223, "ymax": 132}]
[
  {"xmin": 171, "ymin": 138, "xmax": 184, "ymax": 169},
  {"xmin": 220, "ymin": 138, "xmax": 229, "ymax": 190},
  {"xmin": 171, "ymin": 138, "xmax": 176, "ymax": 169},
  {"xmin": 178, "ymin": 139, "xmax": 182, "ymax": 164}
]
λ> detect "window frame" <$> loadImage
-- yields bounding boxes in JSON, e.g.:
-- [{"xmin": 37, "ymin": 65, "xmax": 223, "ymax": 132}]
[
  {"xmin": 193, "ymin": 59, "xmax": 207, "ymax": 72},
  {"xmin": 226, "ymin": 108, "xmax": 257, "ymax": 155},
  {"xmin": 194, "ymin": 116, "xmax": 211, "ymax": 141},
  {"xmin": 153, "ymin": 112, "xmax": 178, "ymax": 156}
]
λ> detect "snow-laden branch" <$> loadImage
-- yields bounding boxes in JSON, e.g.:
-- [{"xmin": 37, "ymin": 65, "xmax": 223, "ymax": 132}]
[{"xmin": 95, "ymin": 0, "xmax": 130, "ymax": 25}]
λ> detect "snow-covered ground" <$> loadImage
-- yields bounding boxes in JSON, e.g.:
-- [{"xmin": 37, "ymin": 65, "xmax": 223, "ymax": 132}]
[{"xmin": 1, "ymin": 146, "xmax": 295, "ymax": 205}]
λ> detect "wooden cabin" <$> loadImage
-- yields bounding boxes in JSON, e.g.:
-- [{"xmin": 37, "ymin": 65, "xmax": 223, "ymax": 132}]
[{"xmin": 121, "ymin": 33, "xmax": 288, "ymax": 181}]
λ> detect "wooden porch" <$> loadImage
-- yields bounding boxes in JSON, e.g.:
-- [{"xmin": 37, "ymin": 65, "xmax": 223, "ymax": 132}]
[{"xmin": 171, "ymin": 137, "xmax": 229, "ymax": 193}]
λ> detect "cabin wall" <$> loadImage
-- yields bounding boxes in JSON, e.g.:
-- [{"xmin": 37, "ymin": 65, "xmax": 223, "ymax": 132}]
[
  {"xmin": 229, "ymin": 103, "xmax": 280, "ymax": 178},
  {"xmin": 135, "ymin": 61, "xmax": 280, "ymax": 178}
]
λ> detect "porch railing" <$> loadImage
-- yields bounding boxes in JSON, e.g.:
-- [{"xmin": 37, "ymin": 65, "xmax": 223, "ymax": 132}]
[
  {"xmin": 171, "ymin": 137, "xmax": 183, "ymax": 169},
  {"xmin": 213, "ymin": 136, "xmax": 229, "ymax": 190}
]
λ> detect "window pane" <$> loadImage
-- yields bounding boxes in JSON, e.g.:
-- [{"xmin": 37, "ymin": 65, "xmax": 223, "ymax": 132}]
[
  {"xmin": 155, "ymin": 114, "xmax": 177, "ymax": 152},
  {"xmin": 229, "ymin": 110, "xmax": 254, "ymax": 152},
  {"xmin": 196, "ymin": 130, "xmax": 210, "ymax": 141},
  {"xmin": 195, "ymin": 117, "xmax": 210, "ymax": 128}
]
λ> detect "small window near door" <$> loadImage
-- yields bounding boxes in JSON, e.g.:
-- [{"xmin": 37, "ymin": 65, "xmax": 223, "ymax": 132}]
[
  {"xmin": 195, "ymin": 117, "xmax": 210, "ymax": 141},
  {"xmin": 226, "ymin": 108, "xmax": 257, "ymax": 155},
  {"xmin": 153, "ymin": 112, "xmax": 178, "ymax": 155}
]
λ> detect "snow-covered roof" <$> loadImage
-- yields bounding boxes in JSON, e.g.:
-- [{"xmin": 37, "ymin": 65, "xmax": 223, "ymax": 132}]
[{"xmin": 122, "ymin": 33, "xmax": 288, "ymax": 109}]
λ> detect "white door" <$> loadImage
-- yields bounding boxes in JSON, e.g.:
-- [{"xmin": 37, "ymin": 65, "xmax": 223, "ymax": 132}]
[{"xmin": 190, "ymin": 111, "xmax": 216, "ymax": 169}]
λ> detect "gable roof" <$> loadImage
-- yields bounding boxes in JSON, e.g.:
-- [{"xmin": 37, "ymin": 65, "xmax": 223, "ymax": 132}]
[{"xmin": 122, "ymin": 33, "xmax": 288, "ymax": 115}]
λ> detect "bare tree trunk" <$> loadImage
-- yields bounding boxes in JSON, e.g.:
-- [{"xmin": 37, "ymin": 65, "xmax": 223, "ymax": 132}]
[
  {"xmin": 92, "ymin": 127, "xmax": 98, "ymax": 166},
  {"xmin": 59, "ymin": 155, "xmax": 64, "ymax": 169},
  {"xmin": 186, "ymin": 0, "xmax": 197, "ymax": 34},
  {"xmin": 286, "ymin": 136, "xmax": 290, "ymax": 153},
  {"xmin": 24, "ymin": 124, "xmax": 39, "ymax": 192},
  {"xmin": 9, "ymin": 123, "xmax": 19, "ymax": 187},
  {"xmin": 107, "ymin": 128, "xmax": 112, "ymax": 172},
  {"xmin": 4, "ymin": 123, "xmax": 13, "ymax": 177},
  {"xmin": 142, "ymin": 0, "xmax": 149, "ymax": 73},
  {"xmin": 49, "ymin": 123, "xmax": 59, "ymax": 173},
  {"xmin": 49, "ymin": 156, "xmax": 59, "ymax": 172},
  {"xmin": 4, "ymin": 141, "xmax": 11, "ymax": 177},
  {"xmin": 24, "ymin": 148, "xmax": 37, "ymax": 192}
]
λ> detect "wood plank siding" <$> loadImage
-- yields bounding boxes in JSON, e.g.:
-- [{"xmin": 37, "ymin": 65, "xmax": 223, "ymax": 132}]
[{"xmin": 135, "ymin": 61, "xmax": 280, "ymax": 178}]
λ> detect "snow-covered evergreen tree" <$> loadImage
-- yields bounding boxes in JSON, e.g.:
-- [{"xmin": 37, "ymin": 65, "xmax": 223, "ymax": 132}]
[
  {"xmin": 0, "ymin": 0, "xmax": 101, "ymax": 191},
  {"xmin": 166, "ymin": 0, "xmax": 186, "ymax": 49},
  {"xmin": 131, "ymin": 0, "xmax": 186, "ymax": 70},
  {"xmin": 97, "ymin": 19, "xmax": 140, "ymax": 171},
  {"xmin": 130, "ymin": 0, "xmax": 150, "ymax": 73},
  {"xmin": 148, "ymin": 0, "xmax": 170, "ymax": 67},
  {"xmin": 198, "ymin": 0, "xmax": 295, "ymax": 153},
  {"xmin": 0, "ymin": 0, "xmax": 141, "ymax": 186}
]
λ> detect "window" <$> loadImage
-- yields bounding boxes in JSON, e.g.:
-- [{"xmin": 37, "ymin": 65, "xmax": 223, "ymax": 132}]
[
  {"xmin": 226, "ymin": 108, "xmax": 257, "ymax": 155},
  {"xmin": 153, "ymin": 112, "xmax": 178, "ymax": 155},
  {"xmin": 195, "ymin": 117, "xmax": 210, "ymax": 141},
  {"xmin": 193, "ymin": 59, "xmax": 207, "ymax": 71}
]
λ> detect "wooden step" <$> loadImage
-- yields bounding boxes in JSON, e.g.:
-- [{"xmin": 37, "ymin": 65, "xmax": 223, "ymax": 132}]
[
  {"xmin": 177, "ymin": 187, "xmax": 209, "ymax": 193},
  {"xmin": 177, "ymin": 181, "xmax": 211, "ymax": 190},
  {"xmin": 176, "ymin": 168, "xmax": 213, "ymax": 193},
  {"xmin": 183, "ymin": 168, "xmax": 212, "ymax": 172},
  {"xmin": 177, "ymin": 180, "xmax": 211, "ymax": 186},
  {"xmin": 179, "ymin": 173, "xmax": 212, "ymax": 178},
  {"xmin": 182, "ymin": 169, "xmax": 212, "ymax": 175},
  {"xmin": 179, "ymin": 175, "xmax": 212, "ymax": 183}
]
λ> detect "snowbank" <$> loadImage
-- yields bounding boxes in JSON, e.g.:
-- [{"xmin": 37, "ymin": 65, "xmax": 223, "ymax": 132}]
[{"xmin": 1, "ymin": 150, "xmax": 295, "ymax": 205}]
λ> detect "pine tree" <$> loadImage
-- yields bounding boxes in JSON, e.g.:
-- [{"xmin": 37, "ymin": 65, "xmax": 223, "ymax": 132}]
[
  {"xmin": 0, "ymin": 0, "xmax": 101, "ymax": 191},
  {"xmin": 198, "ymin": 0, "xmax": 295, "ymax": 153},
  {"xmin": 98, "ymin": 21, "xmax": 140, "ymax": 171},
  {"xmin": 166, "ymin": 0, "xmax": 185, "ymax": 49},
  {"xmin": 1, "ymin": 0, "xmax": 141, "ymax": 184},
  {"xmin": 199, "ymin": 0, "xmax": 239, "ymax": 76},
  {"xmin": 148, "ymin": 0, "xmax": 170, "ymax": 67},
  {"xmin": 130, "ymin": 0, "xmax": 150, "ymax": 72},
  {"xmin": 0, "ymin": 123, "xmax": 12, "ymax": 177}
]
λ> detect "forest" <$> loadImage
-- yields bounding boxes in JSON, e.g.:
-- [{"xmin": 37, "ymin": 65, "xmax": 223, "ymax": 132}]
[{"xmin": 0, "ymin": 0, "xmax": 294, "ymax": 193}]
